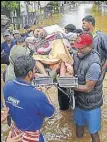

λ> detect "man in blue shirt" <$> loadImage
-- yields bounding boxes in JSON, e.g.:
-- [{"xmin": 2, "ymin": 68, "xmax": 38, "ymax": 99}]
[
  {"xmin": 3, "ymin": 55, "xmax": 55, "ymax": 142},
  {"xmin": 21, "ymin": 25, "xmax": 33, "ymax": 39},
  {"xmin": 1, "ymin": 31, "xmax": 16, "ymax": 65}
]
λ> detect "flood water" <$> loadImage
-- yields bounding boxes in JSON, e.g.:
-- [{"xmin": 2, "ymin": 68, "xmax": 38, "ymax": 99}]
[
  {"xmin": 41, "ymin": 3, "xmax": 107, "ymax": 142},
  {"xmin": 1, "ymin": 3, "xmax": 107, "ymax": 142},
  {"xmin": 59, "ymin": 3, "xmax": 107, "ymax": 33}
]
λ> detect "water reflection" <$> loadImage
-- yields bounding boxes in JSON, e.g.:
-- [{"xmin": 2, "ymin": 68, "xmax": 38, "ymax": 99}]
[
  {"xmin": 59, "ymin": 4, "xmax": 107, "ymax": 33},
  {"xmin": 59, "ymin": 4, "xmax": 93, "ymax": 28},
  {"xmin": 1, "ymin": 3, "xmax": 107, "ymax": 142},
  {"xmin": 41, "ymin": 4, "xmax": 107, "ymax": 142}
]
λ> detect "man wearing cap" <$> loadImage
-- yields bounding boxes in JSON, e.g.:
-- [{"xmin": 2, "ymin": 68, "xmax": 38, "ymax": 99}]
[
  {"xmin": 12, "ymin": 30, "xmax": 21, "ymax": 40},
  {"xmin": 1, "ymin": 31, "xmax": 16, "ymax": 65},
  {"xmin": 72, "ymin": 33, "xmax": 103, "ymax": 142},
  {"xmin": 82, "ymin": 15, "xmax": 107, "ymax": 79}
]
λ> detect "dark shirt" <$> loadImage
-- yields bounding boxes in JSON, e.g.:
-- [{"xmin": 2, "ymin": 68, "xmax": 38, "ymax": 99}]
[
  {"xmin": 1, "ymin": 40, "xmax": 16, "ymax": 54},
  {"xmin": 21, "ymin": 30, "xmax": 33, "ymax": 39}
]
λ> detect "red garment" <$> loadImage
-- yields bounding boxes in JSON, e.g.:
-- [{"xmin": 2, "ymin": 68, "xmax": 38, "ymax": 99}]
[
  {"xmin": 37, "ymin": 34, "xmax": 56, "ymax": 54},
  {"xmin": 46, "ymin": 34, "xmax": 56, "ymax": 40},
  {"xmin": 11, "ymin": 124, "xmax": 40, "ymax": 142}
]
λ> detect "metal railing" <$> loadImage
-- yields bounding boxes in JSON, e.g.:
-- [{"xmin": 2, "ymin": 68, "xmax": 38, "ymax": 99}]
[{"xmin": 32, "ymin": 76, "xmax": 78, "ymax": 110}]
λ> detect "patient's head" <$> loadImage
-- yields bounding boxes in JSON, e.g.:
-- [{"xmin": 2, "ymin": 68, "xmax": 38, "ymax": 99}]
[{"xmin": 33, "ymin": 27, "xmax": 47, "ymax": 39}]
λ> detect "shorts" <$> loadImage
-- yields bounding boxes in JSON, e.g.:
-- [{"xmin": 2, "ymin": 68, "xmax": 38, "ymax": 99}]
[{"xmin": 74, "ymin": 107, "xmax": 101, "ymax": 134}]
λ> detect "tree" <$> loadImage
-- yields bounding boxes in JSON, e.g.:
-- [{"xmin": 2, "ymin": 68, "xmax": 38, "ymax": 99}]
[
  {"xmin": 1, "ymin": 1, "xmax": 20, "ymax": 18},
  {"xmin": 1, "ymin": 1, "xmax": 20, "ymax": 11},
  {"xmin": 51, "ymin": 1, "xmax": 59, "ymax": 13}
]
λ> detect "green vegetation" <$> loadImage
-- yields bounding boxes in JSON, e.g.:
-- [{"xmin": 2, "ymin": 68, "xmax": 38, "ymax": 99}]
[
  {"xmin": 49, "ymin": 1, "xmax": 59, "ymax": 13},
  {"xmin": 94, "ymin": 1, "xmax": 107, "ymax": 5},
  {"xmin": 1, "ymin": 1, "xmax": 20, "ymax": 11},
  {"xmin": 91, "ymin": 3, "xmax": 98, "ymax": 12}
]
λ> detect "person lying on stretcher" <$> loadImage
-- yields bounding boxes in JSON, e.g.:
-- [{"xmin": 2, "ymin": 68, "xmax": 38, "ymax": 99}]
[
  {"xmin": 33, "ymin": 38, "xmax": 74, "ymax": 79},
  {"xmin": 33, "ymin": 25, "xmax": 79, "ymax": 54},
  {"xmin": 25, "ymin": 25, "xmax": 75, "ymax": 55},
  {"xmin": 25, "ymin": 28, "xmax": 56, "ymax": 54},
  {"xmin": 35, "ymin": 59, "xmax": 74, "ymax": 79}
]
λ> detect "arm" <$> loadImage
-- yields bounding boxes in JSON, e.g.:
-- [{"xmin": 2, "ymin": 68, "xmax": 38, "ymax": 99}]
[
  {"xmin": 5, "ymin": 66, "xmax": 16, "ymax": 83},
  {"xmin": 62, "ymin": 32, "xmax": 74, "ymax": 39},
  {"xmin": 74, "ymin": 63, "xmax": 101, "ymax": 93},
  {"xmin": 74, "ymin": 80, "xmax": 97, "ymax": 93},
  {"xmin": 102, "ymin": 59, "xmax": 107, "ymax": 73},
  {"xmin": 6, "ymin": 131, "xmax": 22, "ymax": 142},
  {"xmin": 1, "ymin": 42, "xmax": 4, "ymax": 53},
  {"xmin": 65, "ymin": 62, "xmax": 74, "ymax": 75},
  {"xmin": 1, "ymin": 107, "xmax": 9, "ymax": 122},
  {"xmin": 100, "ymin": 33, "xmax": 107, "ymax": 72},
  {"xmin": 36, "ymin": 91, "xmax": 55, "ymax": 118}
]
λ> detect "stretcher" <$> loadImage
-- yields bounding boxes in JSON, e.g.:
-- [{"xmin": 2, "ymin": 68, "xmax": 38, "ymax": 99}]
[
  {"xmin": 33, "ymin": 76, "xmax": 78, "ymax": 110},
  {"xmin": 31, "ymin": 27, "xmax": 77, "ymax": 109}
]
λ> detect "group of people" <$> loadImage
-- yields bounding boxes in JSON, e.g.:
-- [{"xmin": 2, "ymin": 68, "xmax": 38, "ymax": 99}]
[
  {"xmin": 1, "ymin": 15, "xmax": 107, "ymax": 142},
  {"xmin": 1, "ymin": 25, "xmax": 33, "ymax": 65}
]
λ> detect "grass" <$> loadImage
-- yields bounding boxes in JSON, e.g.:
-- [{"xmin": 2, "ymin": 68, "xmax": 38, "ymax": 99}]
[{"xmin": 91, "ymin": 3, "xmax": 99, "ymax": 12}]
